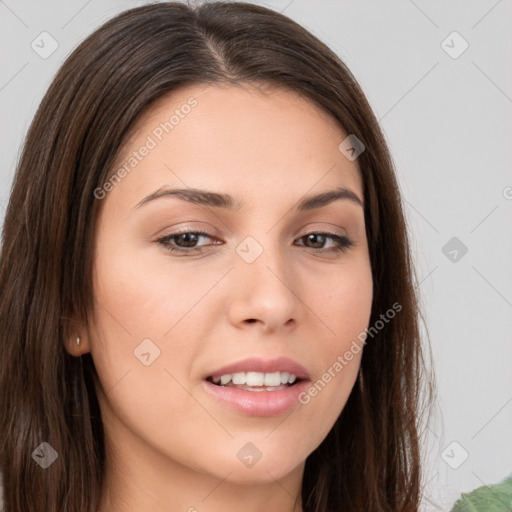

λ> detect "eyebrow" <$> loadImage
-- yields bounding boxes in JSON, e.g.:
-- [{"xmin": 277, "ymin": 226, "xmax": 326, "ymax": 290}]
[{"xmin": 135, "ymin": 186, "xmax": 364, "ymax": 211}]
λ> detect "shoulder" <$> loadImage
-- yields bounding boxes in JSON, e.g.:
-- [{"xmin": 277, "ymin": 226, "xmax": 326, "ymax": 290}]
[{"xmin": 449, "ymin": 473, "xmax": 512, "ymax": 511}]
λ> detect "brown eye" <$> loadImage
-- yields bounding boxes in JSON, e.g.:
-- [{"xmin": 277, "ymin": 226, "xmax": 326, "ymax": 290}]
[
  {"xmin": 157, "ymin": 231, "xmax": 217, "ymax": 253},
  {"xmin": 156, "ymin": 230, "xmax": 353, "ymax": 255},
  {"xmin": 296, "ymin": 233, "xmax": 353, "ymax": 252}
]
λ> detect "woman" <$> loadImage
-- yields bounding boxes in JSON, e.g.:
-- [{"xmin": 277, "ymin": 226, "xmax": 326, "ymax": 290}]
[{"xmin": 0, "ymin": 2, "xmax": 435, "ymax": 511}]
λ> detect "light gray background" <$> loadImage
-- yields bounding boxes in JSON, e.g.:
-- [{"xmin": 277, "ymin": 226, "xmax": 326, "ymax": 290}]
[{"xmin": 1, "ymin": 1, "xmax": 511, "ymax": 510}]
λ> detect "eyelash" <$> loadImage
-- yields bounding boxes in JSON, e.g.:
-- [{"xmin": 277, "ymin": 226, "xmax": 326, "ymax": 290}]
[{"xmin": 156, "ymin": 230, "xmax": 354, "ymax": 254}]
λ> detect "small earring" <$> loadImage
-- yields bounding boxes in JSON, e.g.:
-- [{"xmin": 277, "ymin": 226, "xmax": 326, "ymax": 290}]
[{"xmin": 76, "ymin": 337, "xmax": 81, "ymax": 347}]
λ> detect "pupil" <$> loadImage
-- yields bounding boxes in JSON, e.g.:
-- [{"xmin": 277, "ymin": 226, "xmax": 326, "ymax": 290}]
[
  {"xmin": 307, "ymin": 234, "xmax": 325, "ymax": 248},
  {"xmin": 177, "ymin": 233, "xmax": 198, "ymax": 247}
]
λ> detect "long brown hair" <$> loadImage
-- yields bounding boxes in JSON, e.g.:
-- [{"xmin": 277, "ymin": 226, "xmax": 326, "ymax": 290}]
[{"xmin": 0, "ymin": 2, "xmax": 436, "ymax": 511}]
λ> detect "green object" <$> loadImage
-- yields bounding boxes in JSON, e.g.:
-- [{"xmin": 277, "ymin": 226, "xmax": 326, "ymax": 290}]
[{"xmin": 450, "ymin": 473, "xmax": 512, "ymax": 511}]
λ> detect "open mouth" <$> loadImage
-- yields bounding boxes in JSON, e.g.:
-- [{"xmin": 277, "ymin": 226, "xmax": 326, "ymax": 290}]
[{"xmin": 205, "ymin": 371, "xmax": 304, "ymax": 392}]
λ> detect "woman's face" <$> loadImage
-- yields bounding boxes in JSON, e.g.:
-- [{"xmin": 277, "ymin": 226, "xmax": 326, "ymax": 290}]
[{"xmin": 84, "ymin": 83, "xmax": 372, "ymax": 491}]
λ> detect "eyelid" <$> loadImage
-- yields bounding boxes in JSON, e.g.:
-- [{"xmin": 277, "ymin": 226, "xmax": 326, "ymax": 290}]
[{"xmin": 156, "ymin": 228, "xmax": 353, "ymax": 255}]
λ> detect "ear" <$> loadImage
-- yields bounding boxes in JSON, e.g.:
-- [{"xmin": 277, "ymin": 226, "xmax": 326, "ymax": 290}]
[{"xmin": 62, "ymin": 315, "xmax": 91, "ymax": 357}]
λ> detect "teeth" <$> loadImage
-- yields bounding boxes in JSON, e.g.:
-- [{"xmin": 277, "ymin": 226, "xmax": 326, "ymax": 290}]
[
  {"xmin": 263, "ymin": 372, "xmax": 280, "ymax": 386},
  {"xmin": 247, "ymin": 372, "xmax": 265, "ymax": 386},
  {"xmin": 219, "ymin": 374, "xmax": 231, "ymax": 385},
  {"xmin": 211, "ymin": 371, "xmax": 298, "ymax": 387}
]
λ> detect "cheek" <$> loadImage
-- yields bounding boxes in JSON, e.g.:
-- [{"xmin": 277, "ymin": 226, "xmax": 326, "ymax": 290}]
[
  {"xmin": 91, "ymin": 236, "xmax": 202, "ymax": 339},
  {"xmin": 309, "ymin": 258, "xmax": 373, "ymax": 346},
  {"xmin": 89, "ymin": 245, "xmax": 221, "ymax": 459},
  {"xmin": 89, "ymin": 234, "xmax": 222, "ymax": 415},
  {"xmin": 296, "ymin": 258, "xmax": 372, "ymax": 417}
]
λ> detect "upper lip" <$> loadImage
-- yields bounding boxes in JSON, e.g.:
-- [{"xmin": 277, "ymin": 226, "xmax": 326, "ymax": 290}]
[{"xmin": 206, "ymin": 356, "xmax": 310, "ymax": 381}]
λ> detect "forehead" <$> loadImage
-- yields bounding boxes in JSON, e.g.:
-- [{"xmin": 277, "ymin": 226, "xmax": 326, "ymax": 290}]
[{"xmin": 106, "ymin": 83, "xmax": 364, "ymax": 211}]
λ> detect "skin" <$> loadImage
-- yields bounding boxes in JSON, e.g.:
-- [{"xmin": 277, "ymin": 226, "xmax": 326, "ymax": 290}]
[{"xmin": 68, "ymin": 82, "xmax": 373, "ymax": 512}]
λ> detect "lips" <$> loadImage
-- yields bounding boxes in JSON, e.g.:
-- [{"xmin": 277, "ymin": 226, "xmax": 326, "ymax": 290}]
[
  {"xmin": 202, "ymin": 356, "xmax": 312, "ymax": 416},
  {"xmin": 205, "ymin": 356, "xmax": 311, "ymax": 381}
]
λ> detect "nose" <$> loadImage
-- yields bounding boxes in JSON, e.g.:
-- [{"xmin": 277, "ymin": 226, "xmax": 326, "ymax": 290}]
[{"xmin": 227, "ymin": 238, "xmax": 303, "ymax": 334}]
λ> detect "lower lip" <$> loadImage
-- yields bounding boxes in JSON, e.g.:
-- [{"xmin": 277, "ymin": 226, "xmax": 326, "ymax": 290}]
[{"xmin": 202, "ymin": 379, "xmax": 310, "ymax": 417}]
